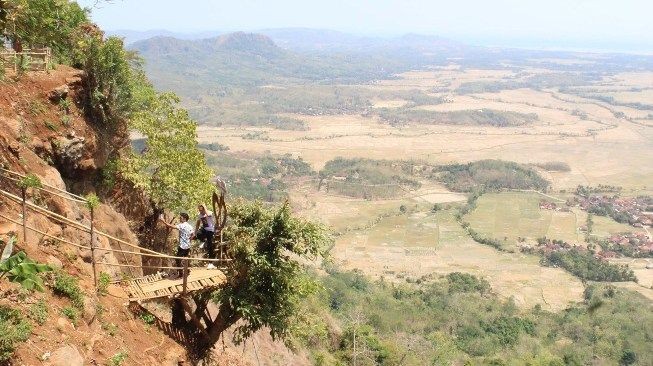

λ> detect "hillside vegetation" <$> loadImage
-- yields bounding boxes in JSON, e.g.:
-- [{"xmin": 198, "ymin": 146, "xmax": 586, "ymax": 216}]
[
  {"xmin": 301, "ymin": 270, "xmax": 653, "ymax": 365},
  {"xmin": 319, "ymin": 158, "xmax": 421, "ymax": 199},
  {"xmin": 376, "ymin": 108, "xmax": 539, "ymax": 127},
  {"xmin": 434, "ymin": 160, "xmax": 550, "ymax": 192}
]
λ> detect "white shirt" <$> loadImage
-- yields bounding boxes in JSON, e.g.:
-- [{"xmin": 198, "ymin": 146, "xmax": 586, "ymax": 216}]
[
  {"xmin": 176, "ymin": 222, "xmax": 193, "ymax": 249},
  {"xmin": 198, "ymin": 211, "xmax": 215, "ymax": 232}
]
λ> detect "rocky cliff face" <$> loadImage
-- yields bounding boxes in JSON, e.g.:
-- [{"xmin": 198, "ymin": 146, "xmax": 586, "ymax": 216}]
[
  {"xmin": 0, "ymin": 67, "xmax": 194, "ymax": 365},
  {"xmin": 0, "ymin": 66, "xmax": 307, "ymax": 366}
]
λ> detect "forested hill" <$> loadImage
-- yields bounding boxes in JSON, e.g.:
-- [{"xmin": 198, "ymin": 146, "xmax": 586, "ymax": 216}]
[
  {"xmin": 132, "ymin": 28, "xmax": 653, "ymax": 96},
  {"xmin": 130, "ymin": 31, "xmax": 412, "ymax": 92}
]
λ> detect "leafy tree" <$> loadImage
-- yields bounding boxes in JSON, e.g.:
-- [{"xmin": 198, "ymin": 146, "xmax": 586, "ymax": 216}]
[
  {"xmin": 80, "ymin": 35, "xmax": 145, "ymax": 127},
  {"xmin": 1, "ymin": 0, "xmax": 88, "ymax": 62},
  {"xmin": 123, "ymin": 92, "xmax": 214, "ymax": 213},
  {"xmin": 204, "ymin": 200, "xmax": 329, "ymax": 346}
]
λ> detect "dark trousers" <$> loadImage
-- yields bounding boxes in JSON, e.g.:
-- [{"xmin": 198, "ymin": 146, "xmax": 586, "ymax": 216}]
[
  {"xmin": 175, "ymin": 247, "xmax": 190, "ymax": 276},
  {"xmin": 195, "ymin": 228, "xmax": 215, "ymax": 258}
]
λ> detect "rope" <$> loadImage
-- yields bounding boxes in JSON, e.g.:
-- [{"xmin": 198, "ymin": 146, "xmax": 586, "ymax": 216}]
[
  {"xmin": 0, "ymin": 212, "xmax": 91, "ymax": 250},
  {"xmin": 1, "ymin": 175, "xmax": 87, "ymax": 203},
  {"xmin": 0, "ymin": 188, "xmax": 230, "ymax": 263},
  {"xmin": 0, "ymin": 168, "xmax": 87, "ymax": 201},
  {"xmin": 0, "ymin": 210, "xmax": 232, "ymax": 269},
  {"xmin": 97, "ymin": 262, "xmax": 185, "ymax": 270}
]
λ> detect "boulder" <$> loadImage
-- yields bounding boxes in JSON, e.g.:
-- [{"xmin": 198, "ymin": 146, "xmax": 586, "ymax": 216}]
[
  {"xmin": 48, "ymin": 84, "xmax": 69, "ymax": 103},
  {"xmin": 47, "ymin": 344, "xmax": 83, "ymax": 366},
  {"xmin": 46, "ymin": 255, "xmax": 63, "ymax": 269},
  {"xmin": 51, "ymin": 135, "xmax": 86, "ymax": 177},
  {"xmin": 82, "ymin": 296, "xmax": 97, "ymax": 324}
]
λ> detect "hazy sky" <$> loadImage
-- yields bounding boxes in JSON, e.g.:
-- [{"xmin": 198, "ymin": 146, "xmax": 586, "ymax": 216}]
[{"xmin": 78, "ymin": 0, "xmax": 652, "ymax": 52}]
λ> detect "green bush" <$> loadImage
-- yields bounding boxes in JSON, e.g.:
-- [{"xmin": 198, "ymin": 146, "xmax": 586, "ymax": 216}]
[
  {"xmin": 109, "ymin": 351, "xmax": 128, "ymax": 366},
  {"xmin": 139, "ymin": 313, "xmax": 155, "ymax": 325},
  {"xmin": 52, "ymin": 271, "xmax": 84, "ymax": 309},
  {"xmin": 61, "ymin": 306, "xmax": 78, "ymax": 325},
  {"xmin": 446, "ymin": 272, "xmax": 491, "ymax": 295},
  {"xmin": 542, "ymin": 249, "xmax": 636, "ymax": 282},
  {"xmin": 81, "ymin": 36, "xmax": 140, "ymax": 126},
  {"xmin": 97, "ymin": 272, "xmax": 111, "ymax": 296},
  {"xmin": 0, "ymin": 306, "xmax": 32, "ymax": 362},
  {"xmin": 29, "ymin": 300, "xmax": 48, "ymax": 325}
]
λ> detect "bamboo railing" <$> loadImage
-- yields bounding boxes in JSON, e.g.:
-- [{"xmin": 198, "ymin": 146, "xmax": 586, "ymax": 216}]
[
  {"xmin": 0, "ymin": 168, "xmax": 230, "ymax": 294},
  {"xmin": 0, "ymin": 47, "xmax": 51, "ymax": 74}
]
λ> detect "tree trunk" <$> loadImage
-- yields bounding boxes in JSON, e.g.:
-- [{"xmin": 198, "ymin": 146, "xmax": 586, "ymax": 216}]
[{"xmin": 171, "ymin": 299, "xmax": 187, "ymax": 328}]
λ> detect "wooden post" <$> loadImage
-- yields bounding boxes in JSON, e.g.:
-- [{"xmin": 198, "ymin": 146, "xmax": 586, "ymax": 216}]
[
  {"xmin": 90, "ymin": 207, "xmax": 97, "ymax": 289},
  {"xmin": 20, "ymin": 187, "xmax": 27, "ymax": 243},
  {"xmin": 182, "ymin": 258, "xmax": 189, "ymax": 295}
]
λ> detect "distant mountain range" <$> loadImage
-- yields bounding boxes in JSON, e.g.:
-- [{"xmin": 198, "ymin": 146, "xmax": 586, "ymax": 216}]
[
  {"xmin": 128, "ymin": 30, "xmax": 471, "ymax": 92},
  {"xmin": 127, "ymin": 28, "xmax": 653, "ymax": 96}
]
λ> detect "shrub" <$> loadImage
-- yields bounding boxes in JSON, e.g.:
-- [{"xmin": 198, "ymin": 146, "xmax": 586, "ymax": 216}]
[
  {"xmin": 102, "ymin": 322, "xmax": 118, "ymax": 336},
  {"xmin": 109, "ymin": 351, "xmax": 128, "ymax": 366},
  {"xmin": 81, "ymin": 36, "xmax": 139, "ymax": 126},
  {"xmin": 29, "ymin": 300, "xmax": 48, "ymax": 325},
  {"xmin": 542, "ymin": 249, "xmax": 636, "ymax": 282},
  {"xmin": 0, "ymin": 306, "xmax": 32, "ymax": 362},
  {"xmin": 61, "ymin": 306, "xmax": 78, "ymax": 325},
  {"xmin": 97, "ymin": 272, "xmax": 111, "ymax": 296},
  {"xmin": 52, "ymin": 271, "xmax": 84, "ymax": 309},
  {"xmin": 139, "ymin": 313, "xmax": 155, "ymax": 325},
  {"xmin": 446, "ymin": 272, "xmax": 491, "ymax": 295}
]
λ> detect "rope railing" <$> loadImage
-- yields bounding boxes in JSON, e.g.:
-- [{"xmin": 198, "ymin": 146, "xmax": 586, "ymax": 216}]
[
  {"xmin": 0, "ymin": 168, "xmax": 232, "ymax": 294},
  {"xmin": 0, "ymin": 211, "xmax": 222, "ymax": 273},
  {"xmin": 0, "ymin": 168, "xmax": 87, "ymax": 201}
]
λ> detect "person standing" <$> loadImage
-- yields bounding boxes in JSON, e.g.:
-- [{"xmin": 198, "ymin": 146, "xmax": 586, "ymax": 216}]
[
  {"xmin": 159, "ymin": 212, "xmax": 193, "ymax": 277},
  {"xmin": 193, "ymin": 204, "xmax": 216, "ymax": 260}
]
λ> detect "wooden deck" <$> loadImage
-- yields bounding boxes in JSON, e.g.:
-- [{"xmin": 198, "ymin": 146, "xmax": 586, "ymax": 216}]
[{"xmin": 126, "ymin": 268, "xmax": 227, "ymax": 301}]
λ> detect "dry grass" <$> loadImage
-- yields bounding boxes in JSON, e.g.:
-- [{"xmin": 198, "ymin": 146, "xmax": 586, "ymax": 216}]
[
  {"xmin": 201, "ymin": 65, "xmax": 653, "ymax": 308},
  {"xmin": 465, "ymin": 192, "xmax": 580, "ymax": 248},
  {"xmin": 332, "ymin": 209, "xmax": 585, "ymax": 311}
]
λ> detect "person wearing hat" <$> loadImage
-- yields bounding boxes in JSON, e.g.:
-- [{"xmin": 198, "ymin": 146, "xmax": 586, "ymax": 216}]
[{"xmin": 193, "ymin": 204, "xmax": 216, "ymax": 260}]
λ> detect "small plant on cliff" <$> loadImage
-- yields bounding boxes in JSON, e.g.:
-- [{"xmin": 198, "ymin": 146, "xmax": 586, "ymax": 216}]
[
  {"xmin": 0, "ymin": 306, "xmax": 32, "ymax": 362},
  {"xmin": 85, "ymin": 193, "xmax": 100, "ymax": 210},
  {"xmin": 17, "ymin": 174, "xmax": 42, "ymax": 190},
  {"xmin": 0, "ymin": 245, "xmax": 52, "ymax": 292},
  {"xmin": 61, "ymin": 306, "xmax": 78, "ymax": 325},
  {"xmin": 109, "ymin": 351, "xmax": 128, "ymax": 366},
  {"xmin": 29, "ymin": 300, "xmax": 48, "ymax": 325},
  {"xmin": 97, "ymin": 271, "xmax": 111, "ymax": 296},
  {"xmin": 52, "ymin": 270, "xmax": 84, "ymax": 309}
]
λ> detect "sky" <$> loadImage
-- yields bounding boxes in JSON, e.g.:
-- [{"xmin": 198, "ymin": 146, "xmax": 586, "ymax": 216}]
[{"xmin": 77, "ymin": 0, "xmax": 653, "ymax": 53}]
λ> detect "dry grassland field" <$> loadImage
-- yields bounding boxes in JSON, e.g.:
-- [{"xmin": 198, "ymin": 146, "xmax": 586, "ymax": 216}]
[{"xmin": 198, "ymin": 64, "xmax": 653, "ymax": 308}]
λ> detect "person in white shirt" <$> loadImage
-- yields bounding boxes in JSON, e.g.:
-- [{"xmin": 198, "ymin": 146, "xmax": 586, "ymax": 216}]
[
  {"xmin": 193, "ymin": 204, "xmax": 216, "ymax": 258},
  {"xmin": 159, "ymin": 212, "xmax": 193, "ymax": 276}
]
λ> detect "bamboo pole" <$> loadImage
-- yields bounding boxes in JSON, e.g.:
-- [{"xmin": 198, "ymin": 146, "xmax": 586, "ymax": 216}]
[
  {"xmin": 0, "ymin": 168, "xmax": 87, "ymax": 201},
  {"xmin": 182, "ymin": 258, "xmax": 189, "ymax": 295},
  {"xmin": 21, "ymin": 187, "xmax": 26, "ymax": 243},
  {"xmin": 0, "ymin": 212, "xmax": 232, "ymax": 265},
  {"xmin": 0, "ymin": 212, "xmax": 91, "ymax": 250},
  {"xmin": 90, "ymin": 207, "xmax": 97, "ymax": 289},
  {"xmin": 0, "ymin": 188, "xmax": 227, "ymax": 262}
]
